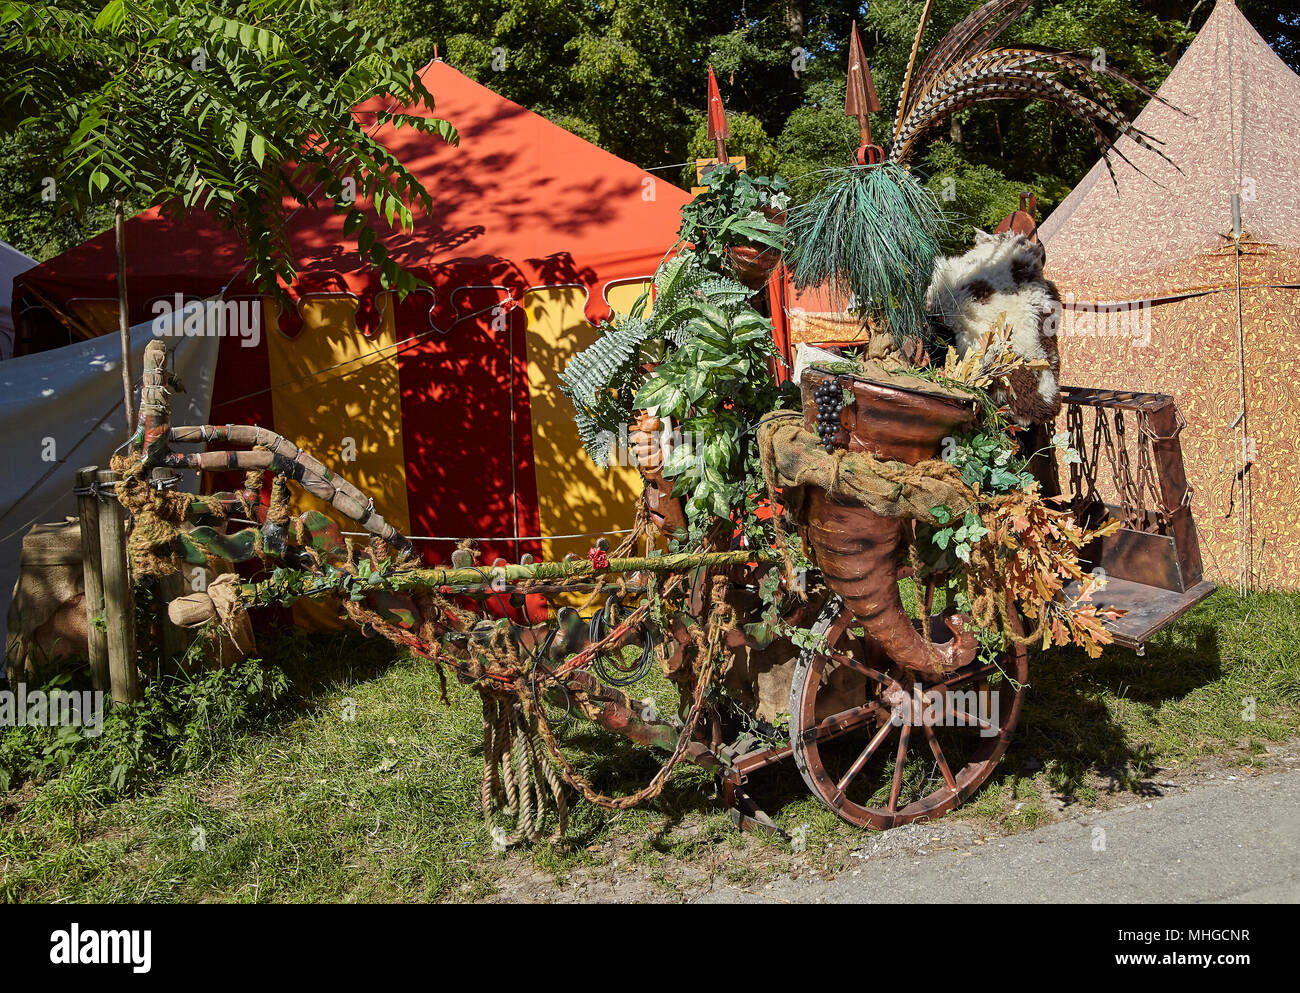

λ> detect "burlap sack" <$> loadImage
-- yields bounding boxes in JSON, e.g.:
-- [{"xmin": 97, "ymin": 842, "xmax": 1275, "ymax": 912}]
[{"xmin": 4, "ymin": 519, "xmax": 87, "ymax": 684}]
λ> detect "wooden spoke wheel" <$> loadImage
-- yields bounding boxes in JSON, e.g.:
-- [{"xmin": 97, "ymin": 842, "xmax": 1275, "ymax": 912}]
[{"xmin": 789, "ymin": 595, "xmax": 1027, "ymax": 829}]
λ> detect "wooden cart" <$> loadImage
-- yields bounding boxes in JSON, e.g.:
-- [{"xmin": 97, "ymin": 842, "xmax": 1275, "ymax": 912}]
[{"xmin": 130, "ymin": 340, "xmax": 1214, "ymax": 838}]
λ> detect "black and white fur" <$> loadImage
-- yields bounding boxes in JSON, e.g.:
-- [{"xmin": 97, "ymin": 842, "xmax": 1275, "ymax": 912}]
[{"xmin": 924, "ymin": 231, "xmax": 1062, "ymax": 426}]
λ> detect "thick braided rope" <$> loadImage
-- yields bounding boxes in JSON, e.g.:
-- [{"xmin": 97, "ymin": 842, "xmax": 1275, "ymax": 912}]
[{"xmin": 480, "ymin": 691, "xmax": 568, "ymax": 845}]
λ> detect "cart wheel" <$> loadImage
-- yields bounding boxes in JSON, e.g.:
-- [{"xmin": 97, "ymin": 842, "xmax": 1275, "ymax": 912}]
[{"xmin": 789, "ymin": 596, "xmax": 1027, "ymax": 829}]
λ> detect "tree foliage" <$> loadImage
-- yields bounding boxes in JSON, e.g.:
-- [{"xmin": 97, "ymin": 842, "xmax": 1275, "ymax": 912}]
[
  {"xmin": 0, "ymin": 0, "xmax": 456, "ymax": 292},
  {"xmin": 4, "ymin": 1, "xmax": 1299, "ymax": 262}
]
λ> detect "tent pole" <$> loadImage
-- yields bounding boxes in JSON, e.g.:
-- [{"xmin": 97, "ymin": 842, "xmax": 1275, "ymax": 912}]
[
  {"xmin": 114, "ymin": 198, "xmax": 136, "ymax": 437},
  {"xmin": 1231, "ymin": 194, "xmax": 1250, "ymax": 596}
]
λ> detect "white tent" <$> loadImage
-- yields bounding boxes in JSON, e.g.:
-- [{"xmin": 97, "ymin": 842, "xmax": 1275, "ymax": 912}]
[
  {"xmin": 1, "ymin": 240, "xmax": 36, "ymax": 361},
  {"xmin": 0, "ymin": 317, "xmax": 219, "ymax": 666}
]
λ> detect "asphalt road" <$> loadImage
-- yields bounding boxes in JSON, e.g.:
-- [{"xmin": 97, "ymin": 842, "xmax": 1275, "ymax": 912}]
[{"xmin": 694, "ymin": 767, "xmax": 1300, "ymax": 903}]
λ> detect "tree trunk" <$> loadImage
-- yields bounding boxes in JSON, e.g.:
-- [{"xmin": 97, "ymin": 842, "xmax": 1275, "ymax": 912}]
[{"xmin": 114, "ymin": 198, "xmax": 136, "ymax": 436}]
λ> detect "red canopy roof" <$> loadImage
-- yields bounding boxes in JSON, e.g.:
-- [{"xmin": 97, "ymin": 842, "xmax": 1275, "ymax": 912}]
[{"xmin": 16, "ymin": 61, "xmax": 688, "ymax": 338}]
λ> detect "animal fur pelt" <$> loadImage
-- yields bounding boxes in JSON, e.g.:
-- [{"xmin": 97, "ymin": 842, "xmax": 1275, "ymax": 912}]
[{"xmin": 925, "ymin": 231, "xmax": 1062, "ymax": 426}]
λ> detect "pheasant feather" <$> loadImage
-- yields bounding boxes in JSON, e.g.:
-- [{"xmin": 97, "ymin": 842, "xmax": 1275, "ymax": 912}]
[{"xmin": 890, "ymin": 0, "xmax": 1177, "ymax": 180}]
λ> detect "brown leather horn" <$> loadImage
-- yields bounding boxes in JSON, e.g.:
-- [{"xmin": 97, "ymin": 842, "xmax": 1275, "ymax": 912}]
[
  {"xmin": 806, "ymin": 489, "xmax": 975, "ymax": 676},
  {"xmin": 800, "ymin": 369, "xmax": 977, "ymax": 677}
]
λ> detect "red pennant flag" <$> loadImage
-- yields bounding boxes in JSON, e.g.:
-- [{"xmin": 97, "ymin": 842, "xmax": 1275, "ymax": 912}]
[{"xmin": 706, "ymin": 65, "xmax": 730, "ymax": 142}]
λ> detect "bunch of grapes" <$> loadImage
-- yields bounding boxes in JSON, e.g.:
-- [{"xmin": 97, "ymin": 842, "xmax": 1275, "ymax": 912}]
[{"xmin": 813, "ymin": 380, "xmax": 843, "ymax": 453}]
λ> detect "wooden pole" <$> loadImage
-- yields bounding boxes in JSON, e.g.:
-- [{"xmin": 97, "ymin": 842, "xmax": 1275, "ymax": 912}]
[
  {"xmin": 75, "ymin": 466, "xmax": 109, "ymax": 693},
  {"xmin": 152, "ymin": 468, "xmax": 190, "ymax": 670},
  {"xmin": 240, "ymin": 548, "xmax": 780, "ymax": 602},
  {"xmin": 96, "ymin": 468, "xmax": 139, "ymax": 704},
  {"xmin": 113, "ymin": 198, "xmax": 136, "ymax": 437}
]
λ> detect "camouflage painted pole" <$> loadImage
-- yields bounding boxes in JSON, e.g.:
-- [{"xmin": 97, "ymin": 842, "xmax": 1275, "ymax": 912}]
[{"xmin": 237, "ymin": 548, "xmax": 778, "ymax": 602}]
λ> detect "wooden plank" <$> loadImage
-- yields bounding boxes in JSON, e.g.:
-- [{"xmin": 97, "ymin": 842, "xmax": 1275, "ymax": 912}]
[
  {"xmin": 96, "ymin": 468, "xmax": 139, "ymax": 703},
  {"xmin": 1065, "ymin": 576, "xmax": 1217, "ymax": 649},
  {"xmin": 75, "ymin": 466, "xmax": 109, "ymax": 693}
]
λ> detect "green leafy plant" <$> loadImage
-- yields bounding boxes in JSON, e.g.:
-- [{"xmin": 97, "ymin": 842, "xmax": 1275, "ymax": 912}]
[
  {"xmin": 634, "ymin": 304, "xmax": 780, "ymax": 525},
  {"xmin": 562, "ymin": 171, "xmax": 795, "ymax": 534},
  {"xmin": 675, "ymin": 164, "xmax": 788, "ymax": 272},
  {"xmin": 559, "ymin": 253, "xmax": 754, "ymax": 468},
  {"xmin": 0, "ymin": 0, "xmax": 456, "ymax": 427},
  {"xmin": 944, "ymin": 429, "xmax": 1037, "ymax": 494},
  {"xmin": 0, "ymin": 660, "xmax": 289, "ymax": 797},
  {"xmin": 928, "ymin": 505, "xmax": 987, "ymax": 565}
]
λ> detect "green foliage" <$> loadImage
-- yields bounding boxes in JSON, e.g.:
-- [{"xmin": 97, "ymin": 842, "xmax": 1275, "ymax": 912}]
[
  {"xmin": 558, "ymin": 311, "xmax": 656, "ymax": 469},
  {"xmin": 682, "ymin": 110, "xmax": 778, "ymax": 185},
  {"xmin": 774, "ymin": 94, "xmax": 861, "ymax": 201},
  {"xmin": 0, "ymin": 661, "xmax": 289, "ymax": 797},
  {"xmin": 922, "ymin": 423, "xmax": 1078, "ymax": 567},
  {"xmin": 8, "ymin": 2, "xmax": 1300, "ymax": 263},
  {"xmin": 349, "ymin": 0, "xmax": 867, "ymax": 168},
  {"xmin": 563, "ymin": 168, "xmax": 790, "ymax": 530},
  {"xmin": 943, "ymin": 429, "xmax": 1038, "ymax": 494},
  {"xmin": 0, "ymin": 0, "xmax": 456, "ymax": 295},
  {"xmin": 921, "ymin": 142, "xmax": 1042, "ymax": 253},
  {"xmin": 675, "ymin": 164, "xmax": 788, "ymax": 272},
  {"xmin": 0, "ymin": 129, "xmax": 123, "ymax": 262},
  {"xmin": 560, "ymin": 252, "xmax": 758, "ymax": 468},
  {"xmin": 634, "ymin": 300, "xmax": 779, "ymax": 525},
  {"xmin": 928, "ymin": 505, "xmax": 987, "ymax": 564}
]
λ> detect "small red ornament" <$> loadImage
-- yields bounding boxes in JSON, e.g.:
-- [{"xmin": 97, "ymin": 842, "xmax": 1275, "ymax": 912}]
[{"xmin": 587, "ymin": 547, "xmax": 610, "ymax": 570}]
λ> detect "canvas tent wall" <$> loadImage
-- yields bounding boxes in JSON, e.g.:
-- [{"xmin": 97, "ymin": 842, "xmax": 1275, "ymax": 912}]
[
  {"xmin": 0, "ymin": 317, "xmax": 218, "ymax": 666},
  {"xmin": 1038, "ymin": 0, "xmax": 1300, "ymax": 590},
  {"xmin": 12, "ymin": 61, "xmax": 689, "ymax": 581},
  {"xmin": 0, "ymin": 240, "xmax": 35, "ymax": 361}
]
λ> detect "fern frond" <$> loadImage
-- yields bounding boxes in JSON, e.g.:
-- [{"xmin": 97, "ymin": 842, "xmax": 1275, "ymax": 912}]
[
  {"xmin": 559, "ymin": 314, "xmax": 653, "ymax": 467},
  {"xmin": 649, "ymin": 257, "xmax": 751, "ymax": 345}
]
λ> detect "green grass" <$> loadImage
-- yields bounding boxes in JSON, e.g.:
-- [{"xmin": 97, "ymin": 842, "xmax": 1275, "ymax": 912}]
[{"xmin": 1, "ymin": 588, "xmax": 1297, "ymax": 902}]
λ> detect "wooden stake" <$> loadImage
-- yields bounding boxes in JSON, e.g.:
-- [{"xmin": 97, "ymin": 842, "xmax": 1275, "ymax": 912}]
[
  {"xmin": 96, "ymin": 468, "xmax": 139, "ymax": 704},
  {"xmin": 152, "ymin": 468, "xmax": 191, "ymax": 670},
  {"xmin": 75, "ymin": 466, "xmax": 109, "ymax": 693}
]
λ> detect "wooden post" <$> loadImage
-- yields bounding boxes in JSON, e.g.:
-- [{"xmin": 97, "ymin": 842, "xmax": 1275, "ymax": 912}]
[
  {"xmin": 152, "ymin": 467, "xmax": 190, "ymax": 670},
  {"xmin": 75, "ymin": 466, "xmax": 110, "ymax": 693},
  {"xmin": 96, "ymin": 468, "xmax": 139, "ymax": 704}
]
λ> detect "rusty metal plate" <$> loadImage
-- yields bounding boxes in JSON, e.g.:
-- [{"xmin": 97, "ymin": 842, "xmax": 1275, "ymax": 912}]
[{"xmin": 1064, "ymin": 576, "xmax": 1217, "ymax": 648}]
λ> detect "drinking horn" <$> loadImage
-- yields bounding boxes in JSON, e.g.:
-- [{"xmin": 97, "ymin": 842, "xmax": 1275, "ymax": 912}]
[{"xmin": 801, "ymin": 370, "xmax": 978, "ymax": 677}]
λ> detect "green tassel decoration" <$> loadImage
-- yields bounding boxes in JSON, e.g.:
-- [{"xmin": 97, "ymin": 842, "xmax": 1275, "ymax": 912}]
[{"xmin": 784, "ymin": 162, "xmax": 948, "ymax": 347}]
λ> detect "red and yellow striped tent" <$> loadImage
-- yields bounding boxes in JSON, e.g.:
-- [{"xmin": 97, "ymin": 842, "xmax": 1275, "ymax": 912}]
[{"xmin": 15, "ymin": 62, "xmax": 690, "ymax": 576}]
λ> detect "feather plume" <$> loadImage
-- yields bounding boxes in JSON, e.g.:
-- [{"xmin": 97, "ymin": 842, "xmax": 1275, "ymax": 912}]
[
  {"xmin": 890, "ymin": 0, "xmax": 1180, "ymax": 181},
  {"xmin": 905, "ymin": 0, "xmax": 1034, "ymax": 123},
  {"xmin": 895, "ymin": 0, "xmax": 938, "ymax": 137}
]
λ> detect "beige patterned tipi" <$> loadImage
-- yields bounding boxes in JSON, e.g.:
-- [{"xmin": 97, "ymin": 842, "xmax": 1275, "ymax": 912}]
[{"xmin": 1040, "ymin": 0, "xmax": 1300, "ymax": 589}]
